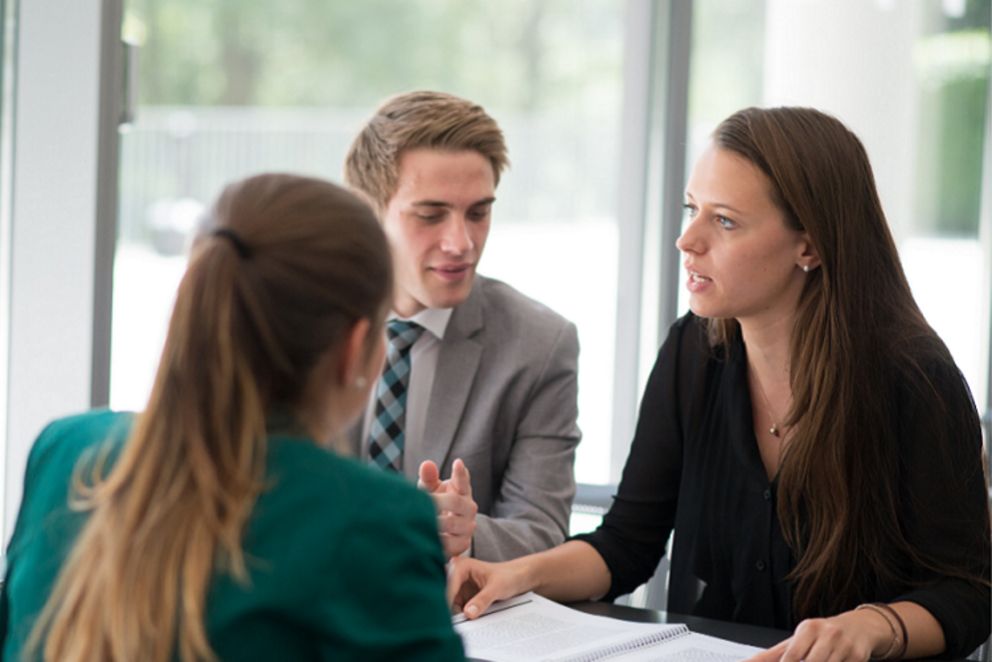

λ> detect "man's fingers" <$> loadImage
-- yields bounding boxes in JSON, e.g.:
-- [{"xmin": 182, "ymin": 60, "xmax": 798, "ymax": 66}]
[
  {"xmin": 441, "ymin": 533, "xmax": 472, "ymax": 559},
  {"xmin": 431, "ymin": 490, "xmax": 479, "ymax": 518},
  {"xmin": 451, "ymin": 458, "xmax": 472, "ymax": 496},
  {"xmin": 418, "ymin": 460, "xmax": 441, "ymax": 492},
  {"xmin": 438, "ymin": 511, "xmax": 478, "ymax": 537}
]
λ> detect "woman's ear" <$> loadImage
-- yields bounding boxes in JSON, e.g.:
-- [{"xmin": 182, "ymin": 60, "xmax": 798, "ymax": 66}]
[
  {"xmin": 798, "ymin": 233, "xmax": 821, "ymax": 272},
  {"xmin": 338, "ymin": 318, "xmax": 373, "ymax": 388}
]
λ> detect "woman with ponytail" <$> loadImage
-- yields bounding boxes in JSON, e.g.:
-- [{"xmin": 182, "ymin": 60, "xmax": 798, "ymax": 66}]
[
  {"xmin": 447, "ymin": 107, "xmax": 990, "ymax": 662},
  {"xmin": 0, "ymin": 174, "xmax": 466, "ymax": 661}
]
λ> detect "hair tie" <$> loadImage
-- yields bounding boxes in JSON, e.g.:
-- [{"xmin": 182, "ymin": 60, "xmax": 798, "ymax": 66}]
[{"xmin": 212, "ymin": 228, "xmax": 252, "ymax": 259}]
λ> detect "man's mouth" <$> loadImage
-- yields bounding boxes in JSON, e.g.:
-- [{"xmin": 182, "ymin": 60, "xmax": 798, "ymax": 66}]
[{"xmin": 431, "ymin": 263, "xmax": 474, "ymax": 281}]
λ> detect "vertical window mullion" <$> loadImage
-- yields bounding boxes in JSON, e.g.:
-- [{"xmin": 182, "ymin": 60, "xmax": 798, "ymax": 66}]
[{"xmin": 609, "ymin": 0, "xmax": 692, "ymax": 485}]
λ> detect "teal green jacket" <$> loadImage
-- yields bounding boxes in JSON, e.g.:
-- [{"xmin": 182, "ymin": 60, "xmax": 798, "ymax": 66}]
[{"xmin": 0, "ymin": 409, "xmax": 466, "ymax": 661}]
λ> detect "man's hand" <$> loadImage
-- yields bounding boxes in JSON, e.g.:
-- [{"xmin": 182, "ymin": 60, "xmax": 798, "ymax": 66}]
[{"xmin": 418, "ymin": 459, "xmax": 478, "ymax": 558}]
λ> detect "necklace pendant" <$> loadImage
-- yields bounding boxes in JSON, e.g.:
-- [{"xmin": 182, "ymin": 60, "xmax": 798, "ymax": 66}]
[{"xmin": 769, "ymin": 424, "xmax": 779, "ymax": 437}]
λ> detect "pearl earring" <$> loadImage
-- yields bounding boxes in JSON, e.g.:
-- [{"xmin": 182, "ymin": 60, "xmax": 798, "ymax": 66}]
[
  {"xmin": 803, "ymin": 265, "xmax": 809, "ymax": 273},
  {"xmin": 354, "ymin": 377, "xmax": 368, "ymax": 389}
]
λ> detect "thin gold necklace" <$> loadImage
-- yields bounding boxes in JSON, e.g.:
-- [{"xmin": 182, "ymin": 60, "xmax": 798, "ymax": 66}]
[{"xmin": 750, "ymin": 367, "xmax": 781, "ymax": 437}]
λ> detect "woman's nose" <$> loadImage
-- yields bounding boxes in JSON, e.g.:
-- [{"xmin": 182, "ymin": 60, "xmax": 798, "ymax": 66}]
[{"xmin": 676, "ymin": 216, "xmax": 703, "ymax": 254}]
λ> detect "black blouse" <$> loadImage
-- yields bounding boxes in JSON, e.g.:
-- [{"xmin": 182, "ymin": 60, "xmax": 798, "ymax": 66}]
[{"xmin": 575, "ymin": 314, "xmax": 990, "ymax": 659}]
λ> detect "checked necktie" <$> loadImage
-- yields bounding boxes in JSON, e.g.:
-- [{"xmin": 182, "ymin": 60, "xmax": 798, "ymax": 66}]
[{"xmin": 368, "ymin": 320, "xmax": 425, "ymax": 472}]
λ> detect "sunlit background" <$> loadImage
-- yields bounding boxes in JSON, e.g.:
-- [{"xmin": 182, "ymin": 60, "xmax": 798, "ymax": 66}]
[{"xmin": 109, "ymin": 0, "xmax": 990, "ymax": 498}]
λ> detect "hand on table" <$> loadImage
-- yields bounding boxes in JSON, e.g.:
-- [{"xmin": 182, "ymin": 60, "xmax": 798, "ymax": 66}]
[
  {"xmin": 745, "ymin": 609, "xmax": 894, "ymax": 662},
  {"xmin": 446, "ymin": 555, "xmax": 527, "ymax": 620},
  {"xmin": 418, "ymin": 459, "xmax": 478, "ymax": 558}
]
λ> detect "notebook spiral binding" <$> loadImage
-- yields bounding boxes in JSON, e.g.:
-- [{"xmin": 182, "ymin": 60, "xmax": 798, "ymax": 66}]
[{"xmin": 546, "ymin": 623, "xmax": 691, "ymax": 662}]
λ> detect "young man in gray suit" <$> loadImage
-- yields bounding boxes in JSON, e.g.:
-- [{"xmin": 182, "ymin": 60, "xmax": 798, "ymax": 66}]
[{"xmin": 343, "ymin": 91, "xmax": 581, "ymax": 562}]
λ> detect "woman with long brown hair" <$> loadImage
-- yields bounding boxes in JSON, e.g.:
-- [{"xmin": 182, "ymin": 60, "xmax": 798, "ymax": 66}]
[
  {"xmin": 447, "ymin": 107, "xmax": 991, "ymax": 662},
  {"xmin": 0, "ymin": 174, "xmax": 466, "ymax": 661}
]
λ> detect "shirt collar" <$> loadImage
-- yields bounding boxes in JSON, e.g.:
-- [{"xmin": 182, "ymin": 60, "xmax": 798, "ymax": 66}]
[{"xmin": 388, "ymin": 307, "xmax": 453, "ymax": 341}]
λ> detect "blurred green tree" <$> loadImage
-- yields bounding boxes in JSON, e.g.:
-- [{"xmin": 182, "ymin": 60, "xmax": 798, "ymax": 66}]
[{"xmin": 126, "ymin": 0, "xmax": 623, "ymax": 110}]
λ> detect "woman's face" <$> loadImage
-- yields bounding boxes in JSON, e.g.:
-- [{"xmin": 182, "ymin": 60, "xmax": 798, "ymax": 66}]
[{"xmin": 677, "ymin": 145, "xmax": 812, "ymax": 327}]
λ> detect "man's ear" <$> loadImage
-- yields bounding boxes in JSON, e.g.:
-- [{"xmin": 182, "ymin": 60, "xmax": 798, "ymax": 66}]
[{"xmin": 338, "ymin": 318, "xmax": 373, "ymax": 388}]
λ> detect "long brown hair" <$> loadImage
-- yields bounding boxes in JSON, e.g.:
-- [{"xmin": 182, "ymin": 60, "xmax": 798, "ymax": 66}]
[
  {"xmin": 29, "ymin": 174, "xmax": 392, "ymax": 662},
  {"xmin": 708, "ymin": 107, "xmax": 989, "ymax": 619}
]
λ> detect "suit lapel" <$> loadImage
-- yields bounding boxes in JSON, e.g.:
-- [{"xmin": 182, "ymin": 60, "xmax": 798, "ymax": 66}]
[{"xmin": 409, "ymin": 279, "xmax": 485, "ymax": 477}]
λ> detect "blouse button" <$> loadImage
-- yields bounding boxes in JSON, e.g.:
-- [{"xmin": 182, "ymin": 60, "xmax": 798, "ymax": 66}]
[
  {"xmin": 756, "ymin": 560, "xmax": 766, "ymax": 571},
  {"xmin": 763, "ymin": 489, "xmax": 772, "ymax": 501}
]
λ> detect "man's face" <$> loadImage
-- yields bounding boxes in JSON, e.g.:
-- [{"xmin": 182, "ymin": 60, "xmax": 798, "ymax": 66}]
[{"xmin": 382, "ymin": 149, "xmax": 496, "ymax": 317}]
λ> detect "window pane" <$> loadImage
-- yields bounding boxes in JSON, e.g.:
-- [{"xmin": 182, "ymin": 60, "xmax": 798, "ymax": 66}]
[
  {"xmin": 113, "ymin": 0, "xmax": 626, "ymax": 484},
  {"xmin": 683, "ymin": 0, "xmax": 991, "ymax": 415}
]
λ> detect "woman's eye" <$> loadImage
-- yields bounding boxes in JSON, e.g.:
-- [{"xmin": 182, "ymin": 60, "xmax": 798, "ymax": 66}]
[
  {"xmin": 717, "ymin": 216, "xmax": 736, "ymax": 229},
  {"xmin": 683, "ymin": 204, "xmax": 697, "ymax": 218}
]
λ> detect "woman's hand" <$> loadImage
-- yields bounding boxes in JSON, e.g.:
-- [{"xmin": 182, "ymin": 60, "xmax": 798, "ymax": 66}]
[
  {"xmin": 745, "ymin": 609, "xmax": 893, "ymax": 662},
  {"xmin": 746, "ymin": 601, "xmax": 944, "ymax": 662},
  {"xmin": 447, "ymin": 541, "xmax": 612, "ymax": 620},
  {"xmin": 446, "ymin": 556, "xmax": 531, "ymax": 619}
]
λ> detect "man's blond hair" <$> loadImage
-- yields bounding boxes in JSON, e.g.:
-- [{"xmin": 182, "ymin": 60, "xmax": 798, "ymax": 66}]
[{"xmin": 344, "ymin": 90, "xmax": 509, "ymax": 215}]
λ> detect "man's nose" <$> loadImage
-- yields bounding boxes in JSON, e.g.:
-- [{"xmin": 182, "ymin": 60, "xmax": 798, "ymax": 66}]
[{"xmin": 439, "ymin": 216, "xmax": 473, "ymax": 255}]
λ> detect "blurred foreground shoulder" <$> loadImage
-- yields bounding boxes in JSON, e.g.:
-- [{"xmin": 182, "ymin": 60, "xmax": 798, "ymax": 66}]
[{"xmin": 228, "ymin": 439, "xmax": 465, "ymax": 662}]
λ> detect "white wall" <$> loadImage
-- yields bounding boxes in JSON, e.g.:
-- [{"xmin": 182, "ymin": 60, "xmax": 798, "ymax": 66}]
[
  {"xmin": 763, "ymin": 0, "xmax": 921, "ymax": 240},
  {"xmin": 3, "ymin": 0, "xmax": 105, "ymax": 541},
  {"xmin": 761, "ymin": 0, "xmax": 990, "ymax": 410}
]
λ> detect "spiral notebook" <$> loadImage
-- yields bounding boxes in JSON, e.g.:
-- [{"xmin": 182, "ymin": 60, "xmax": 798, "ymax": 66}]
[{"xmin": 453, "ymin": 592, "xmax": 763, "ymax": 662}]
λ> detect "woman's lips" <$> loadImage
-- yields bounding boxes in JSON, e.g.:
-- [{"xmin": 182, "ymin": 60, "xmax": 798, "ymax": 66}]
[{"xmin": 685, "ymin": 267, "xmax": 712, "ymax": 292}]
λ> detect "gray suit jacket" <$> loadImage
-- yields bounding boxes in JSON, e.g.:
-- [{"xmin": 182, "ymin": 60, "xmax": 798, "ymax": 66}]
[{"xmin": 349, "ymin": 275, "xmax": 580, "ymax": 561}]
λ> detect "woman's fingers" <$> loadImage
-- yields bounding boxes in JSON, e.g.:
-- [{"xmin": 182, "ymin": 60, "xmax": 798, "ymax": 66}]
[
  {"xmin": 743, "ymin": 637, "xmax": 791, "ymax": 662},
  {"xmin": 446, "ymin": 557, "xmax": 522, "ymax": 619},
  {"xmin": 743, "ymin": 613, "xmax": 881, "ymax": 662}
]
